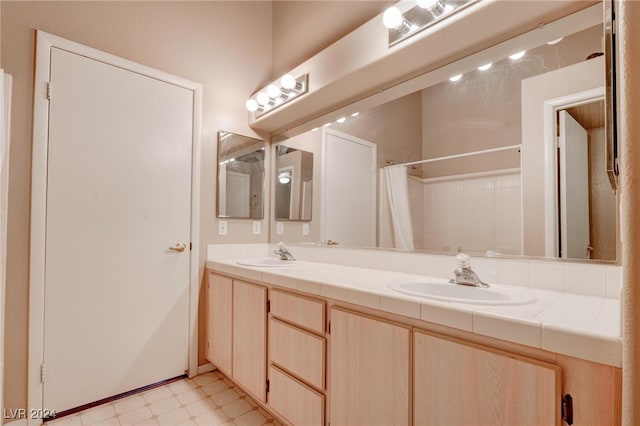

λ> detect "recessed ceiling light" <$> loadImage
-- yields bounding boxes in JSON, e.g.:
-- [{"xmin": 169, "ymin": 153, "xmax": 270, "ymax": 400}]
[
  {"xmin": 351, "ymin": 112, "xmax": 360, "ymax": 117},
  {"xmin": 509, "ymin": 51, "xmax": 526, "ymax": 60},
  {"xmin": 336, "ymin": 117, "xmax": 346, "ymax": 123},
  {"xmin": 478, "ymin": 63, "xmax": 492, "ymax": 71},
  {"xmin": 547, "ymin": 37, "xmax": 563, "ymax": 45},
  {"xmin": 323, "ymin": 123, "xmax": 332, "ymax": 127},
  {"xmin": 449, "ymin": 74, "xmax": 462, "ymax": 82}
]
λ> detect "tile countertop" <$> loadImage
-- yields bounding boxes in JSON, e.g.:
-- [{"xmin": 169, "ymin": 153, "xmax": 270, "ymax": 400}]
[{"xmin": 206, "ymin": 258, "xmax": 622, "ymax": 368}]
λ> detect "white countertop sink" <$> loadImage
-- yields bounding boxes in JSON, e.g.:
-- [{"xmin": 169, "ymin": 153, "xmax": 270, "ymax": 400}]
[
  {"xmin": 389, "ymin": 279, "xmax": 536, "ymax": 305},
  {"xmin": 236, "ymin": 257, "xmax": 302, "ymax": 268}
]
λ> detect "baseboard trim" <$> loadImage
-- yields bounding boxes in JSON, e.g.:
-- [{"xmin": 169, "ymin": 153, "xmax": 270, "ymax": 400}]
[{"xmin": 197, "ymin": 363, "xmax": 215, "ymax": 375}]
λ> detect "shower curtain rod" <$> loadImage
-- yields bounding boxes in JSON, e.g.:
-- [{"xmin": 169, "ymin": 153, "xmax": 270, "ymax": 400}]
[{"xmin": 385, "ymin": 144, "xmax": 521, "ymax": 169}]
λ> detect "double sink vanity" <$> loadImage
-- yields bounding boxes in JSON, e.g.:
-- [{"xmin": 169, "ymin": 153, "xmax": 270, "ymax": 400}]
[
  {"xmin": 209, "ymin": 2, "xmax": 623, "ymax": 424},
  {"xmin": 205, "ymin": 244, "xmax": 621, "ymax": 426}
]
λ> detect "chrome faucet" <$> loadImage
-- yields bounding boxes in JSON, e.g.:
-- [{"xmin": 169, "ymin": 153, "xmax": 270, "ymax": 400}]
[
  {"xmin": 273, "ymin": 242, "xmax": 296, "ymax": 261},
  {"xmin": 449, "ymin": 253, "xmax": 489, "ymax": 288}
]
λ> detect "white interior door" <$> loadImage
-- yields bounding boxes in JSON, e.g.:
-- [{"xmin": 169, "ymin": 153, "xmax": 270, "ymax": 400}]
[
  {"xmin": 559, "ymin": 110, "xmax": 590, "ymax": 259},
  {"xmin": 322, "ymin": 129, "xmax": 376, "ymax": 246},
  {"xmin": 43, "ymin": 47, "xmax": 193, "ymax": 411}
]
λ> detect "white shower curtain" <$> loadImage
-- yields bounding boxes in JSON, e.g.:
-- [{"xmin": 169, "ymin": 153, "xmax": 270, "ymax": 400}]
[{"xmin": 384, "ymin": 165, "xmax": 415, "ymax": 250}]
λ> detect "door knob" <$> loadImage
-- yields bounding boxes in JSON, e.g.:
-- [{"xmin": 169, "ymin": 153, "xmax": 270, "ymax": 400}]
[{"xmin": 169, "ymin": 242, "xmax": 187, "ymax": 252}]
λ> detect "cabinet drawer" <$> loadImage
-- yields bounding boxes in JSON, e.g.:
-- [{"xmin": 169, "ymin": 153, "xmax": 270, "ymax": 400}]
[
  {"xmin": 269, "ymin": 318, "xmax": 325, "ymax": 390},
  {"xmin": 270, "ymin": 289, "xmax": 325, "ymax": 334},
  {"xmin": 268, "ymin": 365, "xmax": 324, "ymax": 426}
]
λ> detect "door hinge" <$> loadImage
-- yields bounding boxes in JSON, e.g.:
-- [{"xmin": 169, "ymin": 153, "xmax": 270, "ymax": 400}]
[
  {"xmin": 328, "ymin": 320, "xmax": 331, "ymax": 334},
  {"xmin": 46, "ymin": 82, "xmax": 53, "ymax": 100},
  {"xmin": 189, "ymin": 242, "xmax": 192, "ymax": 251},
  {"xmin": 267, "ymin": 300, "xmax": 271, "ymax": 313},
  {"xmin": 561, "ymin": 394, "xmax": 573, "ymax": 425},
  {"xmin": 266, "ymin": 379, "xmax": 270, "ymax": 393},
  {"xmin": 41, "ymin": 364, "xmax": 47, "ymax": 383}
]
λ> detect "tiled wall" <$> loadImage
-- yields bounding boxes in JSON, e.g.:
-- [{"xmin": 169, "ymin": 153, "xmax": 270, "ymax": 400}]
[
  {"xmin": 419, "ymin": 170, "xmax": 521, "ymax": 255},
  {"xmin": 207, "ymin": 243, "xmax": 622, "ymax": 299}
]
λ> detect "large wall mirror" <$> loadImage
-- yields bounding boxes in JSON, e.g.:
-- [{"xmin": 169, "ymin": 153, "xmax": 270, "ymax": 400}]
[
  {"xmin": 272, "ymin": 3, "xmax": 617, "ymax": 262},
  {"xmin": 217, "ymin": 131, "xmax": 266, "ymax": 219},
  {"xmin": 275, "ymin": 145, "xmax": 313, "ymax": 221}
]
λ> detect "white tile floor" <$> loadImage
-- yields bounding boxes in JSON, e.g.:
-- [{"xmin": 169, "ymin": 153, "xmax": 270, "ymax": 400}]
[{"xmin": 47, "ymin": 371, "xmax": 284, "ymax": 426}]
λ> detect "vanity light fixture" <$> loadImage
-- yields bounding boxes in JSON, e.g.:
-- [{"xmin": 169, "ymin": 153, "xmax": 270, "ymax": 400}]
[
  {"xmin": 245, "ymin": 73, "xmax": 308, "ymax": 118},
  {"xmin": 509, "ymin": 50, "xmax": 526, "ymax": 60},
  {"xmin": 384, "ymin": 0, "xmax": 478, "ymax": 46},
  {"xmin": 383, "ymin": 7, "xmax": 416, "ymax": 34},
  {"xmin": 449, "ymin": 74, "xmax": 462, "ymax": 82},
  {"xmin": 478, "ymin": 63, "xmax": 492, "ymax": 71}
]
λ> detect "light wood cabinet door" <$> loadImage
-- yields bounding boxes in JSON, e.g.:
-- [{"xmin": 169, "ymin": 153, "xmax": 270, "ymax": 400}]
[
  {"xmin": 414, "ymin": 330, "xmax": 561, "ymax": 426},
  {"xmin": 268, "ymin": 365, "xmax": 325, "ymax": 426},
  {"xmin": 206, "ymin": 273, "xmax": 232, "ymax": 376},
  {"xmin": 329, "ymin": 307, "xmax": 410, "ymax": 426},
  {"xmin": 233, "ymin": 280, "xmax": 267, "ymax": 402},
  {"xmin": 269, "ymin": 318, "xmax": 325, "ymax": 390}
]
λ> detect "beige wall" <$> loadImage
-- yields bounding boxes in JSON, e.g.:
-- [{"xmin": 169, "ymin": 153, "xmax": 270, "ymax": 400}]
[
  {"xmin": 619, "ymin": 2, "xmax": 640, "ymax": 422},
  {"xmin": 588, "ymin": 127, "xmax": 616, "ymax": 260},
  {"xmin": 271, "ymin": 1, "xmax": 393, "ymax": 79},
  {"xmin": 334, "ymin": 93, "xmax": 423, "ymax": 170},
  {"xmin": 420, "ymin": 24, "xmax": 601, "ymax": 179},
  {"xmin": 1, "ymin": 0, "xmax": 272, "ymax": 412}
]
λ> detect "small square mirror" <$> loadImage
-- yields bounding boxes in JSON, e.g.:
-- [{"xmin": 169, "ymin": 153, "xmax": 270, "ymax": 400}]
[{"xmin": 217, "ymin": 131, "xmax": 266, "ymax": 219}]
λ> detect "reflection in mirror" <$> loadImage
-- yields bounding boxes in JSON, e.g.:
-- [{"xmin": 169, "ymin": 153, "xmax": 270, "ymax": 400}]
[
  {"xmin": 274, "ymin": 5, "xmax": 616, "ymax": 262},
  {"xmin": 275, "ymin": 145, "xmax": 313, "ymax": 221},
  {"xmin": 217, "ymin": 131, "xmax": 265, "ymax": 219}
]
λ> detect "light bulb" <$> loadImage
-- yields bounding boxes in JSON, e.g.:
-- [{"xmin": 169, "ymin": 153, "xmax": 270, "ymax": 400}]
[
  {"xmin": 418, "ymin": 0, "xmax": 445, "ymax": 17},
  {"xmin": 267, "ymin": 84, "xmax": 281, "ymax": 99},
  {"xmin": 449, "ymin": 74, "xmax": 462, "ymax": 82},
  {"xmin": 245, "ymin": 99, "xmax": 259, "ymax": 112},
  {"xmin": 280, "ymin": 74, "xmax": 297, "ymax": 90},
  {"xmin": 383, "ymin": 7, "xmax": 403, "ymax": 29},
  {"xmin": 257, "ymin": 92, "xmax": 270, "ymax": 106},
  {"xmin": 509, "ymin": 51, "xmax": 526, "ymax": 60},
  {"xmin": 478, "ymin": 63, "xmax": 492, "ymax": 71},
  {"xmin": 417, "ymin": 0, "xmax": 439, "ymax": 9},
  {"xmin": 278, "ymin": 173, "xmax": 291, "ymax": 184},
  {"xmin": 547, "ymin": 37, "xmax": 563, "ymax": 45},
  {"xmin": 336, "ymin": 117, "xmax": 346, "ymax": 123}
]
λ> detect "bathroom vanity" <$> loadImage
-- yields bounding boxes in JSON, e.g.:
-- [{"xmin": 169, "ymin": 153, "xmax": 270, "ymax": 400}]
[{"xmin": 205, "ymin": 248, "xmax": 621, "ymax": 426}]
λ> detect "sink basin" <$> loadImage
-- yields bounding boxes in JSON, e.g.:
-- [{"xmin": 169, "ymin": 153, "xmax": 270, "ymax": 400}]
[
  {"xmin": 236, "ymin": 257, "xmax": 302, "ymax": 268},
  {"xmin": 389, "ymin": 279, "xmax": 536, "ymax": 305}
]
